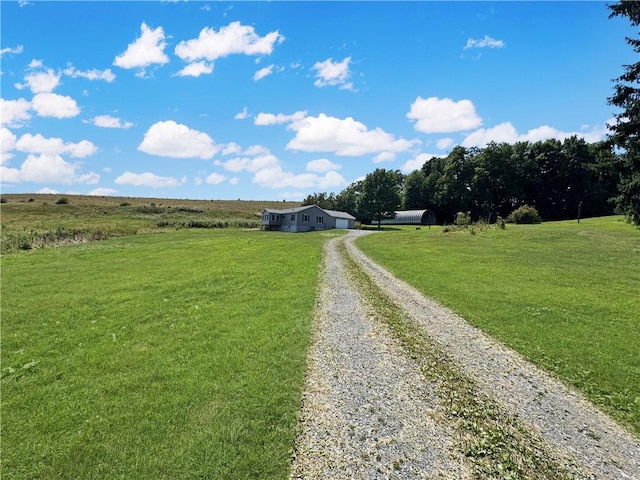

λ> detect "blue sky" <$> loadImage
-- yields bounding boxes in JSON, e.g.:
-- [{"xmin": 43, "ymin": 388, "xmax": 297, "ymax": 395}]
[{"xmin": 0, "ymin": 1, "xmax": 635, "ymax": 201}]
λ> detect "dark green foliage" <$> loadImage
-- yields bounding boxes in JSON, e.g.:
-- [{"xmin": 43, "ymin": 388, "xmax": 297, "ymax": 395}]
[
  {"xmin": 301, "ymin": 192, "xmax": 337, "ymax": 210},
  {"xmin": 0, "ymin": 197, "xmax": 7, "ymax": 203},
  {"xmin": 507, "ymin": 205, "xmax": 542, "ymax": 224},
  {"xmin": 358, "ymin": 168, "xmax": 403, "ymax": 228},
  {"xmin": 135, "ymin": 205, "xmax": 166, "ymax": 214},
  {"xmin": 608, "ymin": 1, "xmax": 640, "ymax": 225},
  {"xmin": 55, "ymin": 197, "xmax": 69, "ymax": 205},
  {"xmin": 119, "ymin": 202, "xmax": 131, "ymax": 207}
]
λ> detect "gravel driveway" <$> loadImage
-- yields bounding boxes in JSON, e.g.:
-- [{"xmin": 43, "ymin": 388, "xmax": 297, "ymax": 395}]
[{"xmin": 291, "ymin": 231, "xmax": 640, "ymax": 479}]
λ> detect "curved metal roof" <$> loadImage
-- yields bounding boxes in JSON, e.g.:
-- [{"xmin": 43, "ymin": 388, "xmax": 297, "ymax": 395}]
[{"xmin": 380, "ymin": 209, "xmax": 436, "ymax": 225}]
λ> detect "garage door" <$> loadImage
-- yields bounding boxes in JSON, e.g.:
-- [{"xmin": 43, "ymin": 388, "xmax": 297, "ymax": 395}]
[{"xmin": 336, "ymin": 219, "xmax": 349, "ymax": 229}]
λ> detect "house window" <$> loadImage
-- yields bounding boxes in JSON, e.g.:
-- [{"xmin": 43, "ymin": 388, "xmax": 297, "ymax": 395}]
[
  {"xmin": 271, "ymin": 214, "xmax": 275, "ymax": 221},
  {"xmin": 302, "ymin": 214, "xmax": 310, "ymax": 222},
  {"xmin": 316, "ymin": 215, "xmax": 324, "ymax": 223},
  {"xmin": 291, "ymin": 214, "xmax": 295, "ymax": 221}
]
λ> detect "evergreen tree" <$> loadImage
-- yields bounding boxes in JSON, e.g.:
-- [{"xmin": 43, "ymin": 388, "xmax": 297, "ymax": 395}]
[{"xmin": 608, "ymin": 1, "xmax": 640, "ymax": 225}]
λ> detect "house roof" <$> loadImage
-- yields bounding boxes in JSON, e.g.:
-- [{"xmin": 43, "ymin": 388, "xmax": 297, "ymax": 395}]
[{"xmin": 262, "ymin": 205, "xmax": 355, "ymax": 220}]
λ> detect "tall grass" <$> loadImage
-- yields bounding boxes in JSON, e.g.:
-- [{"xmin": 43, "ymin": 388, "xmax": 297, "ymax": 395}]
[
  {"xmin": 356, "ymin": 216, "xmax": 640, "ymax": 436},
  {"xmin": 2, "ymin": 229, "xmax": 333, "ymax": 479}
]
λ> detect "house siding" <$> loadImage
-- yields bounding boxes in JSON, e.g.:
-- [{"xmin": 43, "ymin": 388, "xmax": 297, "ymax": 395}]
[{"xmin": 261, "ymin": 205, "xmax": 353, "ymax": 232}]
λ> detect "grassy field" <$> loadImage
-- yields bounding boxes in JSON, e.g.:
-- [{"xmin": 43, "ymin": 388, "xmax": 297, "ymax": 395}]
[
  {"xmin": 0, "ymin": 193, "xmax": 300, "ymax": 253},
  {"xmin": 356, "ymin": 216, "xmax": 640, "ymax": 436},
  {"xmin": 1, "ymin": 228, "xmax": 335, "ymax": 479}
]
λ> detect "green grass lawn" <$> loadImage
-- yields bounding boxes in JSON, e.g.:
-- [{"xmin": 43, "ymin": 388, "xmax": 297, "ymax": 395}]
[
  {"xmin": 356, "ymin": 216, "xmax": 640, "ymax": 436},
  {"xmin": 2, "ymin": 229, "xmax": 333, "ymax": 479}
]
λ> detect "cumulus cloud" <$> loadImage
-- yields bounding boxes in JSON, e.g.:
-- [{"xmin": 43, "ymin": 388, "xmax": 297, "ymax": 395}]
[
  {"xmin": 138, "ymin": 120, "xmax": 219, "ymax": 159},
  {"xmin": 89, "ymin": 188, "xmax": 118, "ymax": 196},
  {"xmin": 205, "ymin": 172, "xmax": 226, "ymax": 184},
  {"xmin": 464, "ymin": 35, "xmax": 505, "ymax": 50},
  {"xmin": 1, "ymin": 128, "xmax": 17, "ymax": 164},
  {"xmin": 437, "ymin": 138, "xmax": 454, "ymax": 150},
  {"xmin": 407, "ymin": 97, "xmax": 482, "ymax": 134},
  {"xmin": 115, "ymin": 171, "xmax": 185, "ymax": 188},
  {"xmin": 175, "ymin": 22, "xmax": 284, "ymax": 62},
  {"xmin": 0, "ymin": 45, "xmax": 24, "ymax": 57},
  {"xmin": 217, "ymin": 154, "xmax": 280, "ymax": 173},
  {"xmin": 461, "ymin": 121, "xmax": 609, "ymax": 148},
  {"xmin": 90, "ymin": 114, "xmax": 133, "ymax": 129},
  {"xmin": 2, "ymin": 153, "xmax": 99, "ymax": 185},
  {"xmin": 234, "ymin": 107, "xmax": 250, "ymax": 120},
  {"xmin": 16, "ymin": 68, "xmax": 60, "ymax": 93},
  {"xmin": 113, "ymin": 23, "xmax": 169, "ymax": 75},
  {"xmin": 15, "ymin": 133, "xmax": 97, "ymax": 158},
  {"xmin": 175, "ymin": 61, "xmax": 214, "ymax": 77},
  {"xmin": 253, "ymin": 167, "xmax": 346, "ymax": 189},
  {"xmin": 312, "ymin": 57, "xmax": 353, "ymax": 90},
  {"xmin": 254, "ymin": 110, "xmax": 307, "ymax": 126},
  {"xmin": 287, "ymin": 113, "xmax": 417, "ymax": 157},
  {"xmin": 63, "ymin": 65, "xmax": 116, "ymax": 82},
  {"xmin": 31, "ymin": 93, "xmax": 80, "ymax": 118},
  {"xmin": 307, "ymin": 158, "xmax": 341, "ymax": 173},
  {"xmin": 401, "ymin": 152, "xmax": 445, "ymax": 173},
  {"xmin": 253, "ymin": 65, "xmax": 273, "ymax": 81},
  {"xmin": 0, "ymin": 98, "xmax": 31, "ymax": 127}
]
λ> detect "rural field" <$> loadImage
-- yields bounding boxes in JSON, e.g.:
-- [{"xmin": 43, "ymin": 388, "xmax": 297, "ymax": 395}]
[{"xmin": 1, "ymin": 194, "xmax": 638, "ymax": 478}]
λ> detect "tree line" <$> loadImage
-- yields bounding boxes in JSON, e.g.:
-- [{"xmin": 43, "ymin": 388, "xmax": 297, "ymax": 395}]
[{"xmin": 303, "ymin": 137, "xmax": 622, "ymax": 225}]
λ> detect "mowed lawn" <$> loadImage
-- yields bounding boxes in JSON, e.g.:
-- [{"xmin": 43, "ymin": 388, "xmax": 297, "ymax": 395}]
[
  {"xmin": 356, "ymin": 216, "xmax": 640, "ymax": 436},
  {"xmin": 2, "ymin": 229, "xmax": 332, "ymax": 479}
]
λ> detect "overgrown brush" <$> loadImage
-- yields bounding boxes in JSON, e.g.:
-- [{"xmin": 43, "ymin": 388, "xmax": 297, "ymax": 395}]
[
  {"xmin": 156, "ymin": 218, "xmax": 260, "ymax": 229},
  {"xmin": 1, "ymin": 227, "xmax": 115, "ymax": 253}
]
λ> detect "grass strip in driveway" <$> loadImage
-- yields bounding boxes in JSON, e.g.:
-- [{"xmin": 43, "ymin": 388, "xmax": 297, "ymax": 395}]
[{"xmin": 1, "ymin": 229, "xmax": 332, "ymax": 479}]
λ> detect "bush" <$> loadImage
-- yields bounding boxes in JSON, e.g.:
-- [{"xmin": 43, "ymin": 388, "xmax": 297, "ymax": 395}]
[
  {"xmin": 0, "ymin": 197, "xmax": 7, "ymax": 203},
  {"xmin": 455, "ymin": 211, "xmax": 472, "ymax": 226},
  {"xmin": 55, "ymin": 197, "xmax": 69, "ymax": 205},
  {"xmin": 507, "ymin": 205, "xmax": 542, "ymax": 224}
]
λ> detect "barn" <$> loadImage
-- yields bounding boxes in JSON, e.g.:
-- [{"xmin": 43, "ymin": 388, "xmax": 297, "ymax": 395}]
[{"xmin": 380, "ymin": 209, "xmax": 436, "ymax": 226}]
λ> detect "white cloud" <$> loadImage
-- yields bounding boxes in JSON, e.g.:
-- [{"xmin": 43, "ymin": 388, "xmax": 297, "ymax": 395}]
[
  {"xmin": 16, "ymin": 68, "xmax": 60, "ymax": 93},
  {"xmin": 217, "ymin": 154, "xmax": 280, "ymax": 173},
  {"xmin": 312, "ymin": 56, "xmax": 354, "ymax": 90},
  {"xmin": 373, "ymin": 152, "xmax": 396, "ymax": 163},
  {"xmin": 287, "ymin": 113, "xmax": 418, "ymax": 156},
  {"xmin": 408, "ymin": 97, "xmax": 482, "ymax": 134},
  {"xmin": 243, "ymin": 144, "xmax": 270, "ymax": 156},
  {"xmin": 175, "ymin": 22, "xmax": 284, "ymax": 63},
  {"xmin": 253, "ymin": 65, "xmax": 273, "ymax": 81},
  {"xmin": 63, "ymin": 65, "xmax": 116, "ymax": 82},
  {"xmin": 205, "ymin": 172, "xmax": 226, "ymax": 184},
  {"xmin": 234, "ymin": 108, "xmax": 250, "ymax": 120},
  {"xmin": 138, "ymin": 120, "xmax": 218, "ymax": 159},
  {"xmin": 15, "ymin": 133, "xmax": 98, "ymax": 158},
  {"xmin": 115, "ymin": 171, "xmax": 185, "ymax": 188},
  {"xmin": 0, "ymin": 45, "xmax": 24, "ymax": 57},
  {"xmin": 401, "ymin": 153, "xmax": 445, "ymax": 173},
  {"xmin": 0, "ymin": 98, "xmax": 31, "ymax": 127},
  {"xmin": 253, "ymin": 167, "xmax": 346, "ymax": 189},
  {"xmin": 307, "ymin": 158, "xmax": 341, "ymax": 173},
  {"xmin": 28, "ymin": 59, "xmax": 42, "ymax": 69},
  {"xmin": 31, "ymin": 93, "xmax": 80, "ymax": 118},
  {"xmin": 89, "ymin": 188, "xmax": 118, "ymax": 196},
  {"xmin": 36, "ymin": 188, "xmax": 59, "ymax": 194},
  {"xmin": 462, "ymin": 122, "xmax": 518, "ymax": 147},
  {"xmin": 90, "ymin": 114, "xmax": 133, "ymax": 129},
  {"xmin": 254, "ymin": 110, "xmax": 307, "ymax": 126},
  {"xmin": 461, "ymin": 121, "xmax": 609, "ymax": 148},
  {"xmin": 1, "ymin": 128, "xmax": 17, "ymax": 164},
  {"xmin": 4, "ymin": 153, "xmax": 98, "ymax": 184},
  {"xmin": 222, "ymin": 142, "xmax": 242, "ymax": 155},
  {"xmin": 0, "ymin": 166, "xmax": 21, "ymax": 183},
  {"xmin": 113, "ymin": 23, "xmax": 169, "ymax": 75},
  {"xmin": 437, "ymin": 138, "xmax": 454, "ymax": 150},
  {"xmin": 464, "ymin": 35, "xmax": 505, "ymax": 50},
  {"xmin": 229, "ymin": 177, "xmax": 240, "ymax": 185},
  {"xmin": 175, "ymin": 61, "xmax": 214, "ymax": 77}
]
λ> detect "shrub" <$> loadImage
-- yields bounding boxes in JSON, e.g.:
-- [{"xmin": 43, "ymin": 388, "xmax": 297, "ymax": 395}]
[
  {"xmin": 55, "ymin": 197, "xmax": 69, "ymax": 205},
  {"xmin": 0, "ymin": 197, "xmax": 7, "ymax": 203},
  {"xmin": 455, "ymin": 211, "xmax": 472, "ymax": 226},
  {"xmin": 119, "ymin": 202, "xmax": 131, "ymax": 207},
  {"xmin": 507, "ymin": 205, "xmax": 542, "ymax": 224}
]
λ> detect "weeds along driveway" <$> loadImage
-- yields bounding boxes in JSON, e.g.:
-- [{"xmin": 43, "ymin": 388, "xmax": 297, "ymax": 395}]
[{"xmin": 291, "ymin": 230, "xmax": 640, "ymax": 479}]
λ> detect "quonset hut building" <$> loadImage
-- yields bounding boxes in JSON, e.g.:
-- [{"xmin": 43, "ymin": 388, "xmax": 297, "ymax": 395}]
[{"xmin": 380, "ymin": 209, "xmax": 437, "ymax": 226}]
